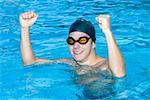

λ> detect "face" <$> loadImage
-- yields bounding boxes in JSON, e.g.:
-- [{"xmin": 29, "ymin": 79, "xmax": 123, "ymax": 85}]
[{"xmin": 67, "ymin": 31, "xmax": 95, "ymax": 62}]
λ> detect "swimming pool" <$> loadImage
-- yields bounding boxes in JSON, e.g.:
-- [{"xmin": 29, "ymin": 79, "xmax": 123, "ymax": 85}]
[{"xmin": 0, "ymin": 0, "xmax": 150, "ymax": 99}]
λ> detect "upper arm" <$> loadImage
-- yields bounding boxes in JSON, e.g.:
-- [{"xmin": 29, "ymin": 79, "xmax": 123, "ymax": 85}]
[
  {"xmin": 23, "ymin": 58, "xmax": 54, "ymax": 66},
  {"xmin": 35, "ymin": 58, "xmax": 54, "ymax": 64},
  {"xmin": 106, "ymin": 60, "xmax": 126, "ymax": 78},
  {"xmin": 23, "ymin": 58, "xmax": 74, "ymax": 67},
  {"xmin": 102, "ymin": 59, "xmax": 125, "ymax": 78}
]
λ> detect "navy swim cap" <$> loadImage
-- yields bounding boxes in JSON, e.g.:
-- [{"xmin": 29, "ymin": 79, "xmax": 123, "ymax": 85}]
[{"xmin": 69, "ymin": 18, "xmax": 96, "ymax": 42}]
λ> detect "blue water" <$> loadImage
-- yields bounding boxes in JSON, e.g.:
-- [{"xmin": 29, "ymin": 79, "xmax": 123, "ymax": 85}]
[{"xmin": 0, "ymin": 0, "xmax": 150, "ymax": 99}]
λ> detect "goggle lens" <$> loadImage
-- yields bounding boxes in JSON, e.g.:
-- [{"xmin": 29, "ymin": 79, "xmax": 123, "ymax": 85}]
[{"xmin": 67, "ymin": 37, "xmax": 90, "ymax": 45}]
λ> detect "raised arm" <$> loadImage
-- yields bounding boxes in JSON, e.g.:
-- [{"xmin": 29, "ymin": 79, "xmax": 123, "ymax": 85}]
[
  {"xmin": 19, "ymin": 11, "xmax": 38, "ymax": 65},
  {"xmin": 96, "ymin": 15, "xmax": 126, "ymax": 78},
  {"xmin": 19, "ymin": 11, "xmax": 74, "ymax": 66},
  {"xmin": 19, "ymin": 12, "xmax": 56, "ymax": 66}
]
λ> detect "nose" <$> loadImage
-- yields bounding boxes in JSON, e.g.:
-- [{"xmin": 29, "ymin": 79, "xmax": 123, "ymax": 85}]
[{"xmin": 73, "ymin": 42, "xmax": 80, "ymax": 49}]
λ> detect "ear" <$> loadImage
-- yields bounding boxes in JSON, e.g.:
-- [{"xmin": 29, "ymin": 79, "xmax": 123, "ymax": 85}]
[{"xmin": 92, "ymin": 42, "xmax": 96, "ymax": 49}]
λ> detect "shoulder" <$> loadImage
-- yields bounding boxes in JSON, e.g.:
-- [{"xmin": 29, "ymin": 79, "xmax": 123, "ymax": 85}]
[
  {"xmin": 101, "ymin": 59, "xmax": 113, "ymax": 75},
  {"xmin": 98, "ymin": 58, "xmax": 109, "ymax": 70},
  {"xmin": 97, "ymin": 58, "xmax": 112, "ymax": 74}
]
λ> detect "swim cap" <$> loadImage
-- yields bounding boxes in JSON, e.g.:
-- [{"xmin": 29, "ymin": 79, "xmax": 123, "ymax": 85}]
[{"xmin": 69, "ymin": 18, "xmax": 96, "ymax": 42}]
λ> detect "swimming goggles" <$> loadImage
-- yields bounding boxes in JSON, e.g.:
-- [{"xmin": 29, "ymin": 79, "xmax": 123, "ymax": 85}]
[{"xmin": 66, "ymin": 36, "xmax": 90, "ymax": 45}]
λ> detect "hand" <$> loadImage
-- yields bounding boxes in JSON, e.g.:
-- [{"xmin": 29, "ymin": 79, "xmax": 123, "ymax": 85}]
[
  {"xmin": 19, "ymin": 11, "xmax": 38, "ymax": 28},
  {"xmin": 96, "ymin": 15, "xmax": 111, "ymax": 33}
]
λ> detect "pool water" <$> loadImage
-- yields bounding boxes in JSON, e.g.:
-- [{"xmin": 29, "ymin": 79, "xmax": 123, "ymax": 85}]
[{"xmin": 0, "ymin": 0, "xmax": 150, "ymax": 99}]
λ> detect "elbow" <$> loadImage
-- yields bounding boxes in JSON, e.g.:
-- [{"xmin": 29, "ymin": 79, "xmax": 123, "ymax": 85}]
[
  {"xmin": 114, "ymin": 72, "xmax": 126, "ymax": 78},
  {"xmin": 22, "ymin": 59, "xmax": 36, "ymax": 67},
  {"xmin": 22, "ymin": 62, "xmax": 34, "ymax": 67},
  {"xmin": 113, "ymin": 67, "xmax": 126, "ymax": 78},
  {"xmin": 22, "ymin": 62, "xmax": 33, "ymax": 67},
  {"xmin": 111, "ymin": 63, "xmax": 126, "ymax": 78}
]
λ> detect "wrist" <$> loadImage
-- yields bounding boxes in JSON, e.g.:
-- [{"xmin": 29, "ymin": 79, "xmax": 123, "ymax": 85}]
[
  {"xmin": 21, "ymin": 26, "xmax": 30, "ymax": 34},
  {"xmin": 102, "ymin": 28, "xmax": 111, "ymax": 33},
  {"xmin": 21, "ymin": 26, "xmax": 30, "ymax": 29},
  {"xmin": 21, "ymin": 26, "xmax": 29, "ymax": 31}
]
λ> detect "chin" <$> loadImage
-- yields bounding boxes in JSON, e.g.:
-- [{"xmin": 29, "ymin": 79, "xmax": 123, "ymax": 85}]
[{"xmin": 73, "ymin": 55, "xmax": 84, "ymax": 62}]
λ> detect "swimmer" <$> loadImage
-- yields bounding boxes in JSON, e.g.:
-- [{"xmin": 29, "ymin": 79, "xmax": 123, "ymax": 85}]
[{"xmin": 19, "ymin": 11, "xmax": 126, "ymax": 78}]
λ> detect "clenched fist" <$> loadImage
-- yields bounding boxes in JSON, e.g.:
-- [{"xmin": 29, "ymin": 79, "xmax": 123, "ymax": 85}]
[
  {"xmin": 19, "ymin": 11, "xmax": 38, "ymax": 28},
  {"xmin": 96, "ymin": 15, "xmax": 111, "ymax": 33}
]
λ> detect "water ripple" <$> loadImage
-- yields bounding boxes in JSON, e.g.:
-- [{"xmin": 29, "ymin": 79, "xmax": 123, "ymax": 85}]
[{"xmin": 0, "ymin": 0, "xmax": 150, "ymax": 99}]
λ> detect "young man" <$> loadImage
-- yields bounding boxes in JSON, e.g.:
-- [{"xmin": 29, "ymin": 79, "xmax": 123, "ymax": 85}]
[{"xmin": 19, "ymin": 12, "xmax": 125, "ymax": 78}]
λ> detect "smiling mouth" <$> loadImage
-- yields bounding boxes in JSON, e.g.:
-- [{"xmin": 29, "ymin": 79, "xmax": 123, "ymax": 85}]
[{"xmin": 73, "ymin": 51, "xmax": 83, "ymax": 55}]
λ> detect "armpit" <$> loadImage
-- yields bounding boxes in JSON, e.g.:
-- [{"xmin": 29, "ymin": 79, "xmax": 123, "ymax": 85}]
[
  {"xmin": 100, "ymin": 60, "xmax": 113, "ymax": 75},
  {"xmin": 99, "ymin": 59, "xmax": 109, "ymax": 70}
]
